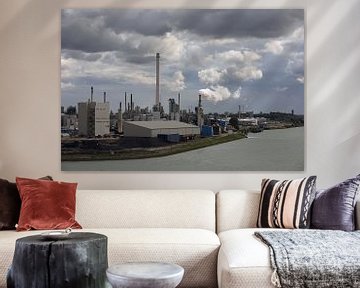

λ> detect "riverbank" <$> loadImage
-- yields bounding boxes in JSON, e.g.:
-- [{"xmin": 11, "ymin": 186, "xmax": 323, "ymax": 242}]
[
  {"xmin": 264, "ymin": 122, "xmax": 299, "ymax": 130},
  {"xmin": 62, "ymin": 127, "xmax": 304, "ymax": 171},
  {"xmin": 61, "ymin": 132, "xmax": 247, "ymax": 161}
]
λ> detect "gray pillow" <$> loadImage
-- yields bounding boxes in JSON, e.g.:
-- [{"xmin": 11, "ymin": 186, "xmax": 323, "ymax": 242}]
[{"xmin": 311, "ymin": 174, "xmax": 360, "ymax": 231}]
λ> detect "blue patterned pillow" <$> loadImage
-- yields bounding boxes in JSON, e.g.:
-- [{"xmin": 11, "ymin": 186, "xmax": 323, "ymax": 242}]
[{"xmin": 311, "ymin": 174, "xmax": 360, "ymax": 231}]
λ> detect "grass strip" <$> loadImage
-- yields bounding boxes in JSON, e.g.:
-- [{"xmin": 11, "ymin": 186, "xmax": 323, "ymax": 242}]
[{"xmin": 61, "ymin": 132, "xmax": 246, "ymax": 161}]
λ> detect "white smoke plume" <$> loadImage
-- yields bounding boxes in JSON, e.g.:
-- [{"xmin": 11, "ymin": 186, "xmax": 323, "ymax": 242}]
[{"xmin": 199, "ymin": 85, "xmax": 242, "ymax": 102}]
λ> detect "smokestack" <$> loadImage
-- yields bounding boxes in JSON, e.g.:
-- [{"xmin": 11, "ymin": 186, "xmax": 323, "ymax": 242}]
[
  {"xmin": 124, "ymin": 92, "xmax": 127, "ymax": 112},
  {"xmin": 197, "ymin": 94, "xmax": 203, "ymax": 128},
  {"xmin": 91, "ymin": 86, "xmax": 94, "ymax": 102},
  {"xmin": 178, "ymin": 93, "xmax": 181, "ymax": 112},
  {"xmin": 130, "ymin": 93, "xmax": 133, "ymax": 111},
  {"xmin": 103, "ymin": 92, "xmax": 106, "ymax": 103},
  {"xmin": 118, "ymin": 102, "xmax": 123, "ymax": 134},
  {"xmin": 156, "ymin": 53, "xmax": 160, "ymax": 108}
]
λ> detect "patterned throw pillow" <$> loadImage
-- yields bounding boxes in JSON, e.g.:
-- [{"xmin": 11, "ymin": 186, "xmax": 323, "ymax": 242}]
[{"xmin": 257, "ymin": 176, "xmax": 317, "ymax": 229}]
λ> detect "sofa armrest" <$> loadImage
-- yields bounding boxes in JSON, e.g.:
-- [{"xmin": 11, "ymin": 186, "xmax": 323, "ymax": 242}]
[{"xmin": 356, "ymin": 200, "xmax": 360, "ymax": 230}]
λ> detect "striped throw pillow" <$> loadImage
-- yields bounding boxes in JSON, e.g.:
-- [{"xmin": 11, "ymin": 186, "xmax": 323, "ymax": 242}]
[{"xmin": 257, "ymin": 176, "xmax": 317, "ymax": 229}]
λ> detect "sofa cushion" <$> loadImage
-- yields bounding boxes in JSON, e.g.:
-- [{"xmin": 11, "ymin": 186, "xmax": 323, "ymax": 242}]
[
  {"xmin": 0, "ymin": 228, "xmax": 220, "ymax": 288},
  {"xmin": 216, "ymin": 190, "xmax": 260, "ymax": 233},
  {"xmin": 76, "ymin": 190, "xmax": 216, "ymax": 231},
  {"xmin": 217, "ymin": 228, "xmax": 277, "ymax": 288},
  {"xmin": 16, "ymin": 177, "xmax": 81, "ymax": 231},
  {"xmin": 311, "ymin": 174, "xmax": 360, "ymax": 231},
  {"xmin": 105, "ymin": 228, "xmax": 219, "ymax": 288},
  {"xmin": 257, "ymin": 177, "xmax": 317, "ymax": 229}
]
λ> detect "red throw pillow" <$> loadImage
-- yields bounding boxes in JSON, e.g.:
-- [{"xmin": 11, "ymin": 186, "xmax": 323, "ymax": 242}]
[
  {"xmin": 0, "ymin": 176, "xmax": 53, "ymax": 230},
  {"xmin": 16, "ymin": 177, "xmax": 82, "ymax": 231}
]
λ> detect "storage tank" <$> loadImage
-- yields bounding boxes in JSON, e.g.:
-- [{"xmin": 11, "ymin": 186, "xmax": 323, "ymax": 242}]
[{"xmin": 201, "ymin": 125, "xmax": 214, "ymax": 137}]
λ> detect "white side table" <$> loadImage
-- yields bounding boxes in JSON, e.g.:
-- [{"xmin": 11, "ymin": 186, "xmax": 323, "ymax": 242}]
[{"xmin": 106, "ymin": 262, "xmax": 184, "ymax": 288}]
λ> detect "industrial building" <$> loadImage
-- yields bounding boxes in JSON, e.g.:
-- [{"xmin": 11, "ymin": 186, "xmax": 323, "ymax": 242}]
[
  {"xmin": 123, "ymin": 121, "xmax": 200, "ymax": 138},
  {"xmin": 78, "ymin": 88, "xmax": 110, "ymax": 137},
  {"xmin": 61, "ymin": 114, "xmax": 77, "ymax": 130},
  {"xmin": 168, "ymin": 95, "xmax": 180, "ymax": 121},
  {"xmin": 238, "ymin": 117, "xmax": 267, "ymax": 127},
  {"xmin": 195, "ymin": 94, "xmax": 204, "ymax": 128}
]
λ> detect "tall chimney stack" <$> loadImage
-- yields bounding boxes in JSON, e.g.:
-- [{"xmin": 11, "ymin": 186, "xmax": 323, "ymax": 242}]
[
  {"xmin": 155, "ymin": 53, "xmax": 160, "ymax": 108},
  {"xmin": 178, "ymin": 93, "xmax": 181, "ymax": 111},
  {"xmin": 91, "ymin": 86, "xmax": 94, "ymax": 102},
  {"xmin": 130, "ymin": 93, "xmax": 133, "ymax": 111},
  {"xmin": 197, "ymin": 94, "xmax": 203, "ymax": 128},
  {"xmin": 124, "ymin": 92, "xmax": 127, "ymax": 112},
  {"xmin": 103, "ymin": 92, "xmax": 106, "ymax": 103},
  {"xmin": 118, "ymin": 102, "xmax": 123, "ymax": 134}
]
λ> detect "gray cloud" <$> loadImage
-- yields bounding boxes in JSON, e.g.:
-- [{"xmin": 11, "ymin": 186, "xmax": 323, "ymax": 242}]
[
  {"xmin": 62, "ymin": 50, "xmax": 102, "ymax": 61},
  {"xmin": 103, "ymin": 10, "xmax": 173, "ymax": 36},
  {"xmin": 61, "ymin": 9, "xmax": 304, "ymax": 114},
  {"xmin": 61, "ymin": 9, "xmax": 304, "ymax": 53},
  {"xmin": 61, "ymin": 14, "xmax": 121, "ymax": 52},
  {"xmin": 104, "ymin": 9, "xmax": 304, "ymax": 38},
  {"xmin": 175, "ymin": 9, "xmax": 303, "ymax": 39},
  {"xmin": 122, "ymin": 54, "xmax": 154, "ymax": 65}
]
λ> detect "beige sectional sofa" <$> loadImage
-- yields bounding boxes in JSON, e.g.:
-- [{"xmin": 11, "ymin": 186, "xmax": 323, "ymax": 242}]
[
  {"xmin": 0, "ymin": 190, "xmax": 220, "ymax": 288},
  {"xmin": 1, "ymin": 189, "xmax": 359, "ymax": 288}
]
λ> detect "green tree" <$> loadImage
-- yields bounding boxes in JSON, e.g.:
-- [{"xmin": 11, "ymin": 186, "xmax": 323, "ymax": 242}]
[{"xmin": 229, "ymin": 117, "xmax": 239, "ymax": 130}]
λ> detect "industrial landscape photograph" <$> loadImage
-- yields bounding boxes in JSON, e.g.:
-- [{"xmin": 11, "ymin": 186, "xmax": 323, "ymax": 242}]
[{"xmin": 61, "ymin": 9, "xmax": 304, "ymax": 171}]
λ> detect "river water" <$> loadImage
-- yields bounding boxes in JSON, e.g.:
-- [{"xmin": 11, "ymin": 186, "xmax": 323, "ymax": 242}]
[{"xmin": 62, "ymin": 127, "xmax": 304, "ymax": 171}]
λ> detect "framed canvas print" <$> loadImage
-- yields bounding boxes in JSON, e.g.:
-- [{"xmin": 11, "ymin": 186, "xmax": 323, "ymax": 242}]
[{"xmin": 61, "ymin": 9, "xmax": 304, "ymax": 171}]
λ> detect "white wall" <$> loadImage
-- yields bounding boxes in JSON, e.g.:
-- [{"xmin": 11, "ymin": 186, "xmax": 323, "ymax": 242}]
[{"xmin": 0, "ymin": 0, "xmax": 359, "ymax": 190}]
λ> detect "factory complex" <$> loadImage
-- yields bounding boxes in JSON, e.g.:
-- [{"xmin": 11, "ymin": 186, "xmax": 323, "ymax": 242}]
[
  {"xmin": 61, "ymin": 52, "xmax": 303, "ymax": 162},
  {"xmin": 62, "ymin": 52, "xmax": 208, "ymax": 143}
]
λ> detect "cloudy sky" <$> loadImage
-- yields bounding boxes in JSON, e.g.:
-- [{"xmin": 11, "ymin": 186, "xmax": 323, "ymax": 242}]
[{"xmin": 61, "ymin": 9, "xmax": 304, "ymax": 114}]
